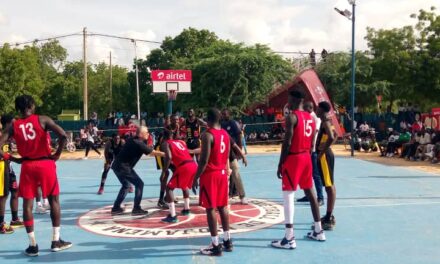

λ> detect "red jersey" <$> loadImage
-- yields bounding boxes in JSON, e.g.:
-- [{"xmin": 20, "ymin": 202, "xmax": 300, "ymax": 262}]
[
  {"xmin": 167, "ymin": 139, "xmax": 193, "ymax": 166},
  {"xmin": 205, "ymin": 128, "xmax": 230, "ymax": 172},
  {"xmin": 289, "ymin": 110, "xmax": 315, "ymax": 153},
  {"xmin": 13, "ymin": 114, "xmax": 52, "ymax": 159}
]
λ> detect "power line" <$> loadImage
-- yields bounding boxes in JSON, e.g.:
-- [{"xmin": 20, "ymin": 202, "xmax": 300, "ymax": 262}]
[
  {"xmin": 88, "ymin": 32, "xmax": 162, "ymax": 45},
  {"xmin": 0, "ymin": 32, "xmax": 82, "ymax": 48}
]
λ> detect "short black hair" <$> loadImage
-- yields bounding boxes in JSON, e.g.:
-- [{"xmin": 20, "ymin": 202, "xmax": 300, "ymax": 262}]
[
  {"xmin": 289, "ymin": 90, "xmax": 305, "ymax": 99},
  {"xmin": 318, "ymin": 101, "xmax": 332, "ymax": 113},
  {"xmin": 162, "ymin": 129, "xmax": 172, "ymax": 140},
  {"xmin": 207, "ymin": 108, "xmax": 221, "ymax": 124},
  {"xmin": 1, "ymin": 114, "xmax": 14, "ymax": 127},
  {"xmin": 15, "ymin": 95, "xmax": 35, "ymax": 113}
]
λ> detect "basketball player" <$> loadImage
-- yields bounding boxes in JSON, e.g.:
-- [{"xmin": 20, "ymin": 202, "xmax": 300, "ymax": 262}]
[
  {"xmin": 316, "ymin": 101, "xmax": 338, "ymax": 230},
  {"xmin": 184, "ymin": 109, "xmax": 206, "ymax": 161},
  {"xmin": 166, "ymin": 115, "xmax": 181, "ymax": 139},
  {"xmin": 271, "ymin": 90, "xmax": 325, "ymax": 250},
  {"xmin": 192, "ymin": 108, "xmax": 232, "ymax": 256},
  {"xmin": 111, "ymin": 126, "xmax": 164, "ymax": 215},
  {"xmin": 160, "ymin": 129, "xmax": 198, "ymax": 223},
  {"xmin": 97, "ymin": 134, "xmax": 123, "ymax": 194},
  {"xmin": 296, "ymin": 101, "xmax": 324, "ymax": 205},
  {"xmin": 154, "ymin": 132, "xmax": 170, "ymax": 209},
  {"xmin": 0, "ymin": 114, "xmax": 23, "ymax": 234},
  {"xmin": 0, "ymin": 95, "xmax": 72, "ymax": 256}
]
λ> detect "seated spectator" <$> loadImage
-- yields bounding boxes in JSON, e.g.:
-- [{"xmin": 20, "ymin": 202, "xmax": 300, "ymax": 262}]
[
  {"xmin": 384, "ymin": 131, "xmax": 400, "ymax": 157},
  {"xmin": 385, "ymin": 129, "xmax": 411, "ymax": 157},
  {"xmin": 259, "ymin": 132, "xmax": 269, "ymax": 141},
  {"xmin": 359, "ymin": 121, "xmax": 370, "ymax": 137},
  {"xmin": 248, "ymin": 131, "xmax": 257, "ymax": 142},
  {"xmin": 415, "ymin": 129, "xmax": 432, "ymax": 160},
  {"xmin": 400, "ymin": 132, "xmax": 421, "ymax": 159},
  {"xmin": 430, "ymin": 131, "xmax": 440, "ymax": 163},
  {"xmin": 410, "ymin": 113, "xmax": 423, "ymax": 133}
]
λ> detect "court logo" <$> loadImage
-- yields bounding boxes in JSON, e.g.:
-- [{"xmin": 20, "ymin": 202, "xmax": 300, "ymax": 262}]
[{"xmin": 78, "ymin": 198, "xmax": 283, "ymax": 239}]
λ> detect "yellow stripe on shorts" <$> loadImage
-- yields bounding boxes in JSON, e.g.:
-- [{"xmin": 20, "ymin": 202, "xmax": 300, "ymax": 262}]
[
  {"xmin": 0, "ymin": 161, "xmax": 5, "ymax": 196},
  {"xmin": 320, "ymin": 154, "xmax": 332, "ymax": 187}
]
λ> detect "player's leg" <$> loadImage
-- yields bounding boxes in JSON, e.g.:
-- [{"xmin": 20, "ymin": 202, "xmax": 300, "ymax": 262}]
[
  {"xmin": 127, "ymin": 170, "xmax": 146, "ymax": 215},
  {"xmin": 98, "ymin": 162, "xmax": 111, "ymax": 194},
  {"xmin": 23, "ymin": 198, "xmax": 38, "ymax": 256},
  {"xmin": 84, "ymin": 141, "xmax": 91, "ymax": 158},
  {"xmin": 304, "ymin": 188, "xmax": 326, "ymax": 241},
  {"xmin": 218, "ymin": 206, "xmax": 233, "ymax": 252},
  {"xmin": 0, "ymin": 167, "xmax": 14, "ymax": 234},
  {"xmin": 271, "ymin": 190, "xmax": 297, "ymax": 249},
  {"xmin": 0, "ymin": 195, "xmax": 14, "ymax": 234},
  {"xmin": 9, "ymin": 189, "xmax": 23, "ymax": 228},
  {"xmin": 200, "ymin": 208, "xmax": 222, "ymax": 256},
  {"xmin": 157, "ymin": 170, "xmax": 169, "ymax": 209},
  {"xmin": 320, "ymin": 150, "xmax": 336, "ymax": 230},
  {"xmin": 47, "ymin": 195, "xmax": 72, "ymax": 252},
  {"xmin": 161, "ymin": 186, "xmax": 178, "ymax": 223},
  {"xmin": 182, "ymin": 189, "xmax": 191, "ymax": 215},
  {"xmin": 311, "ymin": 152, "xmax": 324, "ymax": 205},
  {"xmin": 91, "ymin": 143, "xmax": 102, "ymax": 156}
]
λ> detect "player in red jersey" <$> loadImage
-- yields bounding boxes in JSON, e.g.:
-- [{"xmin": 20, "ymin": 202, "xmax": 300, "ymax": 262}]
[
  {"xmin": 160, "ymin": 129, "xmax": 198, "ymax": 223},
  {"xmin": 192, "ymin": 108, "xmax": 231, "ymax": 257},
  {"xmin": 0, "ymin": 95, "xmax": 72, "ymax": 256},
  {"xmin": 271, "ymin": 90, "xmax": 325, "ymax": 250}
]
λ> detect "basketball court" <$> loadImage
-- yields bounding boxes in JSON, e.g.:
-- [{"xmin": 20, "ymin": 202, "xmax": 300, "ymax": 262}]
[{"xmin": 0, "ymin": 153, "xmax": 439, "ymax": 263}]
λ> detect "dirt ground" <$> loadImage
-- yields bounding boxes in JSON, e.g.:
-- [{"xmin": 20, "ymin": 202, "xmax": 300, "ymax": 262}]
[{"xmin": 61, "ymin": 144, "xmax": 440, "ymax": 175}]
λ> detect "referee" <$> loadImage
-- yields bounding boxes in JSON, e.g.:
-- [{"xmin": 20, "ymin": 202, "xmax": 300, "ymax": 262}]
[{"xmin": 111, "ymin": 126, "xmax": 164, "ymax": 216}]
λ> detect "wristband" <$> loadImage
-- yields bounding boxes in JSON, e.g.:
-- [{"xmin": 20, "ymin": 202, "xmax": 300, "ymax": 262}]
[{"xmin": 2, "ymin": 153, "xmax": 10, "ymax": 160}]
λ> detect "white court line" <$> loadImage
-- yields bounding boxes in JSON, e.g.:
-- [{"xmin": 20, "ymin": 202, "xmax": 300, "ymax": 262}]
[{"xmin": 297, "ymin": 201, "xmax": 440, "ymax": 209}]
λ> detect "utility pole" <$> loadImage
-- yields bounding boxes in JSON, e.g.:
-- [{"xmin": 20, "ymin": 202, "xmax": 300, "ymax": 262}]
[
  {"xmin": 109, "ymin": 51, "xmax": 112, "ymax": 109},
  {"xmin": 83, "ymin": 27, "xmax": 88, "ymax": 120},
  {"xmin": 132, "ymin": 39, "xmax": 141, "ymax": 122}
]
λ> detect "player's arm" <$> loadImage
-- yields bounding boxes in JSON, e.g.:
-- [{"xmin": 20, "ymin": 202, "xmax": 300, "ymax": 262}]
[
  {"xmin": 231, "ymin": 136, "xmax": 247, "ymax": 167},
  {"xmin": 40, "ymin": 115, "xmax": 67, "ymax": 161},
  {"xmin": 104, "ymin": 142, "xmax": 112, "ymax": 164},
  {"xmin": 197, "ymin": 118, "xmax": 208, "ymax": 127},
  {"xmin": 277, "ymin": 114, "xmax": 297, "ymax": 179},
  {"xmin": 188, "ymin": 148, "xmax": 201, "ymax": 154},
  {"xmin": 318, "ymin": 121, "xmax": 336, "ymax": 159},
  {"xmin": 0, "ymin": 124, "xmax": 20, "ymax": 163},
  {"xmin": 160, "ymin": 141, "xmax": 171, "ymax": 173},
  {"xmin": 192, "ymin": 132, "xmax": 212, "ymax": 191}
]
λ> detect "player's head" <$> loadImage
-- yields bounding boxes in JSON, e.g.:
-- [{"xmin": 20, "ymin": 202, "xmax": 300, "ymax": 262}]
[
  {"xmin": 188, "ymin": 108, "xmax": 195, "ymax": 118},
  {"xmin": 112, "ymin": 133, "xmax": 121, "ymax": 145},
  {"xmin": 288, "ymin": 90, "xmax": 305, "ymax": 110},
  {"xmin": 1, "ymin": 114, "xmax": 14, "ymax": 128},
  {"xmin": 15, "ymin": 95, "xmax": 35, "ymax": 115},
  {"xmin": 304, "ymin": 101, "xmax": 314, "ymax": 114},
  {"xmin": 170, "ymin": 114, "xmax": 179, "ymax": 125},
  {"xmin": 136, "ymin": 125, "xmax": 150, "ymax": 141},
  {"xmin": 207, "ymin": 108, "xmax": 221, "ymax": 127},
  {"xmin": 317, "ymin": 101, "xmax": 332, "ymax": 119},
  {"xmin": 221, "ymin": 109, "xmax": 230, "ymax": 120},
  {"xmin": 162, "ymin": 129, "xmax": 174, "ymax": 140}
]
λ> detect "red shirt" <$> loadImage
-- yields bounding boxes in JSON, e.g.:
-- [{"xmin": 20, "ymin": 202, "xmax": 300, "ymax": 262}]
[
  {"xmin": 289, "ymin": 110, "xmax": 315, "ymax": 153},
  {"xmin": 13, "ymin": 114, "xmax": 52, "ymax": 159},
  {"xmin": 206, "ymin": 128, "xmax": 230, "ymax": 172},
  {"xmin": 167, "ymin": 139, "xmax": 193, "ymax": 166}
]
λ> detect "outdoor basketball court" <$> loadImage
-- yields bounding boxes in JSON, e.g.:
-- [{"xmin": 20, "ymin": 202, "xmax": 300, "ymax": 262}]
[{"xmin": 1, "ymin": 153, "xmax": 439, "ymax": 264}]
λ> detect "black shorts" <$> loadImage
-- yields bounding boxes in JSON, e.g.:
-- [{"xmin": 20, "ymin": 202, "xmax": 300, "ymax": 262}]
[
  {"xmin": 318, "ymin": 149, "xmax": 335, "ymax": 187},
  {"xmin": 186, "ymin": 139, "xmax": 200, "ymax": 150},
  {"xmin": 1, "ymin": 162, "xmax": 16, "ymax": 196}
]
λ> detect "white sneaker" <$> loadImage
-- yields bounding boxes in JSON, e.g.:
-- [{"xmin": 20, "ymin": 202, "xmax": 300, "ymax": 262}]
[
  {"xmin": 306, "ymin": 230, "xmax": 326, "ymax": 241},
  {"xmin": 43, "ymin": 202, "xmax": 51, "ymax": 211},
  {"xmin": 36, "ymin": 205, "xmax": 47, "ymax": 214},
  {"xmin": 82, "ymin": 157, "xmax": 88, "ymax": 160},
  {"xmin": 99, "ymin": 154, "xmax": 103, "ymax": 159},
  {"xmin": 240, "ymin": 198, "xmax": 248, "ymax": 205},
  {"xmin": 271, "ymin": 237, "xmax": 296, "ymax": 249}
]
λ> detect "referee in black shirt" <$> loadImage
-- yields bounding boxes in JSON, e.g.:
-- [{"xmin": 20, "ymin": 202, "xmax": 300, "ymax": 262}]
[{"xmin": 111, "ymin": 126, "xmax": 164, "ymax": 215}]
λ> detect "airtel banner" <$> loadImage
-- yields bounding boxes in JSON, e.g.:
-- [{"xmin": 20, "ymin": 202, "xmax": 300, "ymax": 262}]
[{"xmin": 151, "ymin": 70, "xmax": 192, "ymax": 82}]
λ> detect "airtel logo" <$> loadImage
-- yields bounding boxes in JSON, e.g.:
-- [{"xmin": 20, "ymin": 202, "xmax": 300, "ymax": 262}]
[{"xmin": 157, "ymin": 72, "xmax": 165, "ymax": 79}]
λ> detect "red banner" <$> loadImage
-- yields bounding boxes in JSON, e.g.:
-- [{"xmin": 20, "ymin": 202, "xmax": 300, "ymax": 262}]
[{"xmin": 151, "ymin": 70, "xmax": 192, "ymax": 82}]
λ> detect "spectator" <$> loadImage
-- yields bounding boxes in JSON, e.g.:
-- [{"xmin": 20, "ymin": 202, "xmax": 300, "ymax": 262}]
[
  {"xmin": 411, "ymin": 113, "xmax": 423, "ymax": 133},
  {"xmin": 415, "ymin": 129, "xmax": 432, "ymax": 160},
  {"xmin": 321, "ymin": 49, "xmax": 328, "ymax": 61},
  {"xmin": 259, "ymin": 132, "xmax": 269, "ymax": 141},
  {"xmin": 248, "ymin": 131, "xmax": 257, "ymax": 142},
  {"xmin": 221, "ymin": 109, "xmax": 242, "ymax": 148},
  {"xmin": 90, "ymin": 111, "xmax": 98, "ymax": 126},
  {"xmin": 430, "ymin": 132, "xmax": 440, "ymax": 163},
  {"xmin": 385, "ymin": 129, "xmax": 411, "ymax": 157},
  {"xmin": 403, "ymin": 131, "xmax": 422, "ymax": 160},
  {"xmin": 309, "ymin": 49, "xmax": 316, "ymax": 66},
  {"xmin": 115, "ymin": 110, "xmax": 123, "ymax": 126},
  {"xmin": 359, "ymin": 121, "xmax": 370, "ymax": 137},
  {"xmin": 105, "ymin": 112, "xmax": 114, "ymax": 127},
  {"xmin": 83, "ymin": 123, "xmax": 102, "ymax": 159}
]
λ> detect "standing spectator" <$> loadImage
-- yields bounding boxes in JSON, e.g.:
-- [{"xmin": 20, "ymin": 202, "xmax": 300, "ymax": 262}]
[
  {"xmin": 238, "ymin": 120, "xmax": 247, "ymax": 155},
  {"xmin": 411, "ymin": 113, "xmax": 423, "ymax": 133},
  {"xmin": 321, "ymin": 49, "xmax": 328, "ymax": 61},
  {"xmin": 105, "ymin": 112, "xmax": 114, "ymax": 127},
  {"xmin": 115, "ymin": 110, "xmax": 123, "ymax": 126},
  {"xmin": 309, "ymin": 49, "xmax": 316, "ymax": 66},
  {"xmin": 83, "ymin": 123, "xmax": 102, "ymax": 159},
  {"xmin": 141, "ymin": 111, "xmax": 148, "ymax": 124},
  {"xmin": 90, "ymin": 112, "xmax": 98, "ymax": 126}
]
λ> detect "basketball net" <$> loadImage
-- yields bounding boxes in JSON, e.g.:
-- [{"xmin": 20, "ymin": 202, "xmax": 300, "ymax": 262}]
[{"xmin": 167, "ymin": 90, "xmax": 177, "ymax": 101}]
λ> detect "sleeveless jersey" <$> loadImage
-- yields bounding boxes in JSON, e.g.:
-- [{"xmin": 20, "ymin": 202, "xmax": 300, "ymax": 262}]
[
  {"xmin": 317, "ymin": 120, "xmax": 335, "ymax": 148},
  {"xmin": 185, "ymin": 119, "xmax": 200, "ymax": 141},
  {"xmin": 289, "ymin": 110, "xmax": 315, "ymax": 153},
  {"xmin": 206, "ymin": 128, "xmax": 230, "ymax": 172},
  {"xmin": 13, "ymin": 114, "xmax": 52, "ymax": 159},
  {"xmin": 167, "ymin": 139, "xmax": 193, "ymax": 166}
]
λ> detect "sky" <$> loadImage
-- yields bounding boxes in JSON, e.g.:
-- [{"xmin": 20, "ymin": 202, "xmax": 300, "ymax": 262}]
[{"xmin": 0, "ymin": 0, "xmax": 438, "ymax": 68}]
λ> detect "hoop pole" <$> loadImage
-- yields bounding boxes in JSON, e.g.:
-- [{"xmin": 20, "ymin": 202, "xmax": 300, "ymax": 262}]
[{"xmin": 167, "ymin": 100, "xmax": 173, "ymax": 115}]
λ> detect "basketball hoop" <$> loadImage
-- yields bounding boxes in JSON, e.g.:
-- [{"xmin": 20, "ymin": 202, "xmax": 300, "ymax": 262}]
[{"xmin": 167, "ymin": 90, "xmax": 177, "ymax": 101}]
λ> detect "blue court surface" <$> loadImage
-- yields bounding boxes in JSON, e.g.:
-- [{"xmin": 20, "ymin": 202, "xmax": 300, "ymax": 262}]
[{"xmin": 1, "ymin": 154, "xmax": 440, "ymax": 264}]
